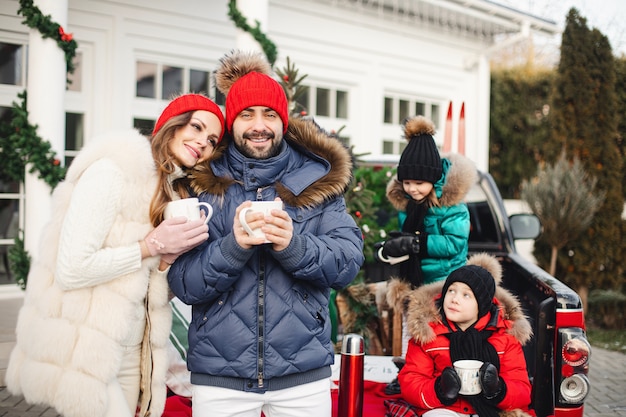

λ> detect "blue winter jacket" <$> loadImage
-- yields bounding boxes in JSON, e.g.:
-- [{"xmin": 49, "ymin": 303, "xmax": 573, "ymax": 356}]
[{"xmin": 168, "ymin": 118, "xmax": 364, "ymax": 393}]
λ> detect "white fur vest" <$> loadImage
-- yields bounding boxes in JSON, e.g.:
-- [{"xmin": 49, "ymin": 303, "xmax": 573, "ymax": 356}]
[{"xmin": 5, "ymin": 130, "xmax": 171, "ymax": 417}]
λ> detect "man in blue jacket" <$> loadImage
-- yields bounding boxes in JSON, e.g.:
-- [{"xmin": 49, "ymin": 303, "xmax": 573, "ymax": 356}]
[{"xmin": 168, "ymin": 50, "xmax": 364, "ymax": 417}]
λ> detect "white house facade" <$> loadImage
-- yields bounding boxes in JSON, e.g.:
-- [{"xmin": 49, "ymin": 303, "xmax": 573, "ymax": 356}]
[{"xmin": 0, "ymin": 0, "xmax": 558, "ymax": 281}]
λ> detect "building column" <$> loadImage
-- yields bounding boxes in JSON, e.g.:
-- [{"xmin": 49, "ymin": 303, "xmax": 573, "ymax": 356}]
[
  {"xmin": 235, "ymin": 0, "xmax": 269, "ymax": 53},
  {"xmin": 475, "ymin": 55, "xmax": 491, "ymax": 172},
  {"xmin": 24, "ymin": 0, "xmax": 67, "ymax": 257}
]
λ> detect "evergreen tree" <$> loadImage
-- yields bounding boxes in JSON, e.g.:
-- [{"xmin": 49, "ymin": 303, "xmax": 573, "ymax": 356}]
[
  {"xmin": 538, "ymin": 8, "xmax": 624, "ymax": 300},
  {"xmin": 615, "ymin": 57, "xmax": 626, "ymax": 205},
  {"xmin": 489, "ymin": 67, "xmax": 553, "ymax": 198}
]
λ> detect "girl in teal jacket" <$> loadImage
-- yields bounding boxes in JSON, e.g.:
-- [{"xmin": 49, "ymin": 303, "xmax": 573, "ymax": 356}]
[{"xmin": 379, "ymin": 115, "xmax": 477, "ymax": 286}]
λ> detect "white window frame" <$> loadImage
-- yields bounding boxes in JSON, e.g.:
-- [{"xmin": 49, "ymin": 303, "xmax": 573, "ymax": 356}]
[{"xmin": 381, "ymin": 94, "xmax": 444, "ymax": 155}]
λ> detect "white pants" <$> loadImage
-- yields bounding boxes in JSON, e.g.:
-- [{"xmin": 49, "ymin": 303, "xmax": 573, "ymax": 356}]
[
  {"xmin": 192, "ymin": 378, "xmax": 332, "ymax": 417},
  {"xmin": 104, "ymin": 344, "xmax": 142, "ymax": 417}
]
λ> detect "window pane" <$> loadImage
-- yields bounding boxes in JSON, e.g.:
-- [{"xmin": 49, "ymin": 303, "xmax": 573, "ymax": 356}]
[
  {"xmin": 382, "ymin": 140, "xmax": 394, "ymax": 154},
  {"xmin": 190, "ymin": 69, "xmax": 209, "ymax": 94},
  {"xmin": 65, "ymin": 112, "xmax": 84, "ymax": 167},
  {"xmin": 136, "ymin": 62, "xmax": 157, "ymax": 98},
  {"xmin": 134, "ymin": 118, "xmax": 154, "ymax": 137},
  {"xmin": 316, "ymin": 88, "xmax": 330, "ymax": 117},
  {"xmin": 336, "ymin": 90, "xmax": 348, "ymax": 119},
  {"xmin": 0, "ymin": 198, "xmax": 19, "ymax": 238},
  {"xmin": 431, "ymin": 104, "xmax": 440, "ymax": 127},
  {"xmin": 0, "ymin": 42, "xmax": 23, "ymax": 86},
  {"xmin": 162, "ymin": 66, "xmax": 183, "ymax": 99},
  {"xmin": 0, "ymin": 177, "xmax": 19, "ymax": 193},
  {"xmin": 384, "ymin": 97, "xmax": 393, "ymax": 124},
  {"xmin": 67, "ymin": 52, "xmax": 82, "ymax": 91},
  {"xmin": 65, "ymin": 113, "xmax": 84, "ymax": 151},
  {"xmin": 295, "ymin": 86, "xmax": 309, "ymax": 115},
  {"xmin": 415, "ymin": 101, "xmax": 425, "ymax": 116},
  {"xmin": 214, "ymin": 86, "xmax": 225, "ymax": 106},
  {"xmin": 1, "ymin": 105, "xmax": 11, "ymax": 124},
  {"xmin": 399, "ymin": 99, "xmax": 410, "ymax": 123}
]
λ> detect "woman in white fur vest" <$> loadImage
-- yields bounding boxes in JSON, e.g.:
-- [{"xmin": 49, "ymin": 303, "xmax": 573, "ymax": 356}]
[{"xmin": 5, "ymin": 94, "xmax": 224, "ymax": 417}]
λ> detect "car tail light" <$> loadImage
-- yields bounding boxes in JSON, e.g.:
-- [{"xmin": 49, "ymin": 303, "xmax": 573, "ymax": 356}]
[
  {"xmin": 562, "ymin": 337, "xmax": 590, "ymax": 367},
  {"xmin": 557, "ymin": 328, "xmax": 591, "ymax": 405},
  {"xmin": 559, "ymin": 374, "xmax": 590, "ymax": 403}
]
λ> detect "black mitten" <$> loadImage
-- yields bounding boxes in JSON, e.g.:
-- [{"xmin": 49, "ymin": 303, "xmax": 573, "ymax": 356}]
[
  {"xmin": 479, "ymin": 362, "xmax": 506, "ymax": 402},
  {"xmin": 435, "ymin": 367, "xmax": 461, "ymax": 405},
  {"xmin": 381, "ymin": 232, "xmax": 420, "ymax": 258}
]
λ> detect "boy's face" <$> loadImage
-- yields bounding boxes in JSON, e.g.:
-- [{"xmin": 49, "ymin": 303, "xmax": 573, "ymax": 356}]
[
  {"xmin": 402, "ymin": 179, "xmax": 434, "ymax": 202},
  {"xmin": 443, "ymin": 281, "xmax": 479, "ymax": 331}
]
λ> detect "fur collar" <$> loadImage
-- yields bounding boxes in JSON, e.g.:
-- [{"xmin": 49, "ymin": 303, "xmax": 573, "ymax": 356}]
[
  {"xmin": 189, "ymin": 117, "xmax": 353, "ymax": 208},
  {"xmin": 386, "ymin": 253, "xmax": 533, "ymax": 346},
  {"xmin": 386, "ymin": 152, "xmax": 477, "ymax": 211}
]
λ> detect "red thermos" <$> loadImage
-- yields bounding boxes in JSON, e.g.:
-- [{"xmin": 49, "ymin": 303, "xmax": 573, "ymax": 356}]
[{"xmin": 338, "ymin": 333, "xmax": 364, "ymax": 417}]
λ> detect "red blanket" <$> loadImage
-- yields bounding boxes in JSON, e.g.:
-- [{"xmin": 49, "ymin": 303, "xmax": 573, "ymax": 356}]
[{"xmin": 162, "ymin": 380, "xmax": 400, "ymax": 417}]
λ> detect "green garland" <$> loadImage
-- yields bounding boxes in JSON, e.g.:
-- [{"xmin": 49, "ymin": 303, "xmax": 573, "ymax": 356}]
[
  {"xmin": 3, "ymin": 0, "xmax": 76, "ymax": 289},
  {"xmin": 0, "ymin": 91, "xmax": 67, "ymax": 189},
  {"xmin": 18, "ymin": 0, "xmax": 78, "ymax": 81},
  {"xmin": 7, "ymin": 231, "xmax": 30, "ymax": 290},
  {"xmin": 227, "ymin": 0, "xmax": 278, "ymax": 66}
]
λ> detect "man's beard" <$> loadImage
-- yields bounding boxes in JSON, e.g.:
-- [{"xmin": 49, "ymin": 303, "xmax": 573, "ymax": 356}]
[{"xmin": 237, "ymin": 131, "xmax": 282, "ymax": 159}]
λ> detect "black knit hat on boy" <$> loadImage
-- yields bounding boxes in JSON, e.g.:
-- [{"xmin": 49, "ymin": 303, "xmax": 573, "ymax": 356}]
[
  {"xmin": 397, "ymin": 115, "xmax": 442, "ymax": 183},
  {"xmin": 441, "ymin": 264, "xmax": 496, "ymax": 319}
]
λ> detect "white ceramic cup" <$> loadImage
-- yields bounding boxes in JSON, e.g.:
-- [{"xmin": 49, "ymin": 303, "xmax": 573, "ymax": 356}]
[
  {"xmin": 164, "ymin": 198, "xmax": 213, "ymax": 224},
  {"xmin": 238, "ymin": 200, "xmax": 283, "ymax": 243},
  {"xmin": 453, "ymin": 360, "xmax": 483, "ymax": 395}
]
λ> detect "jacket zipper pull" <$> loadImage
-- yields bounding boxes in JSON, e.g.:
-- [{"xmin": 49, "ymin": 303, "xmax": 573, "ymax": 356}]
[
  {"xmin": 256, "ymin": 187, "xmax": 263, "ymax": 201},
  {"xmin": 258, "ymin": 373, "xmax": 264, "ymax": 388}
]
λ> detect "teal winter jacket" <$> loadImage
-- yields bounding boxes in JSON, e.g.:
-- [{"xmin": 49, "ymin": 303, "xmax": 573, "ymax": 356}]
[{"xmin": 386, "ymin": 153, "xmax": 477, "ymax": 284}]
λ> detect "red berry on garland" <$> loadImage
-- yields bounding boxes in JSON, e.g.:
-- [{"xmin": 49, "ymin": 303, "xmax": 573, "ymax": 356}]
[
  {"xmin": 300, "ymin": 111, "xmax": 307, "ymax": 116},
  {"xmin": 53, "ymin": 159, "xmax": 60, "ymax": 166},
  {"xmin": 355, "ymin": 211, "xmax": 362, "ymax": 218},
  {"xmin": 59, "ymin": 26, "xmax": 73, "ymax": 42},
  {"xmin": 283, "ymin": 75, "xmax": 289, "ymax": 82}
]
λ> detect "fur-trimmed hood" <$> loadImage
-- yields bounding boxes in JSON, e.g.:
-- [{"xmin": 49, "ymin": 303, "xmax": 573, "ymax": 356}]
[
  {"xmin": 189, "ymin": 117, "xmax": 353, "ymax": 209},
  {"xmin": 386, "ymin": 253, "xmax": 533, "ymax": 346},
  {"xmin": 387, "ymin": 151, "xmax": 477, "ymax": 211}
]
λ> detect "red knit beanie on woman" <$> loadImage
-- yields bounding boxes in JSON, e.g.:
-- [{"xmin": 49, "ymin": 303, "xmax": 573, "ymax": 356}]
[{"xmin": 152, "ymin": 93, "xmax": 225, "ymax": 141}]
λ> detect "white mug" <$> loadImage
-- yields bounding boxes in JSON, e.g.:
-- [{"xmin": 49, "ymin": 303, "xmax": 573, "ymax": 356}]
[
  {"xmin": 238, "ymin": 200, "xmax": 283, "ymax": 243},
  {"xmin": 453, "ymin": 360, "xmax": 483, "ymax": 395},
  {"xmin": 164, "ymin": 198, "xmax": 213, "ymax": 224}
]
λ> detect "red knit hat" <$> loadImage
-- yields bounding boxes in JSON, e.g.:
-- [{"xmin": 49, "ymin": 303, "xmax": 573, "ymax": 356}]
[
  {"xmin": 215, "ymin": 51, "xmax": 289, "ymax": 134},
  {"xmin": 225, "ymin": 71, "xmax": 289, "ymax": 134},
  {"xmin": 152, "ymin": 93, "xmax": 225, "ymax": 141}
]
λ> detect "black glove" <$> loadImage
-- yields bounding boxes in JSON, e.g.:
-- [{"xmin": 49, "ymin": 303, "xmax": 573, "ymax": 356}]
[
  {"xmin": 381, "ymin": 232, "xmax": 420, "ymax": 258},
  {"xmin": 435, "ymin": 367, "xmax": 461, "ymax": 405},
  {"xmin": 479, "ymin": 362, "xmax": 506, "ymax": 402}
]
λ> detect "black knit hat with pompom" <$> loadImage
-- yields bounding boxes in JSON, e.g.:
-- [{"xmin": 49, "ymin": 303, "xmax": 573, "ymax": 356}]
[
  {"xmin": 442, "ymin": 265, "xmax": 496, "ymax": 319},
  {"xmin": 397, "ymin": 115, "xmax": 442, "ymax": 183}
]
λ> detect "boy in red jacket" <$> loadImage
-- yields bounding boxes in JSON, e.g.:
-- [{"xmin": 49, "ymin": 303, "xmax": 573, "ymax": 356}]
[{"xmin": 397, "ymin": 254, "xmax": 535, "ymax": 417}]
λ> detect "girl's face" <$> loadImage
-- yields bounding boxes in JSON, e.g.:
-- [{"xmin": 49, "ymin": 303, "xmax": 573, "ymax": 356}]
[
  {"xmin": 402, "ymin": 179, "xmax": 434, "ymax": 202},
  {"xmin": 169, "ymin": 110, "xmax": 223, "ymax": 168},
  {"xmin": 443, "ymin": 281, "xmax": 479, "ymax": 331}
]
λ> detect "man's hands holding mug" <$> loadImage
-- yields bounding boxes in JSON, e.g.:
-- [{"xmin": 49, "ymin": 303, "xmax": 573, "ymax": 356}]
[{"xmin": 234, "ymin": 199, "xmax": 292, "ymax": 251}]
